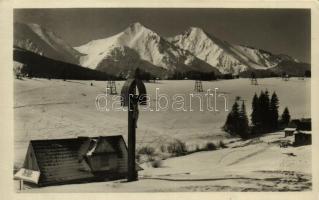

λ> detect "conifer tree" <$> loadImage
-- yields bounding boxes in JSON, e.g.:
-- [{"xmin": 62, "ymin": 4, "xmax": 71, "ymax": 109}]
[
  {"xmin": 223, "ymin": 112, "xmax": 234, "ymax": 134},
  {"xmin": 223, "ymin": 101, "xmax": 240, "ymax": 135},
  {"xmin": 281, "ymin": 107, "xmax": 291, "ymax": 126},
  {"xmin": 258, "ymin": 91, "xmax": 265, "ymax": 127},
  {"xmin": 269, "ymin": 92, "xmax": 279, "ymax": 129},
  {"xmin": 258, "ymin": 90, "xmax": 270, "ymax": 130},
  {"xmin": 251, "ymin": 93, "xmax": 260, "ymax": 127},
  {"xmin": 264, "ymin": 90, "xmax": 271, "ymax": 129},
  {"xmin": 223, "ymin": 98, "xmax": 250, "ymax": 139},
  {"xmin": 238, "ymin": 101, "xmax": 250, "ymax": 139}
]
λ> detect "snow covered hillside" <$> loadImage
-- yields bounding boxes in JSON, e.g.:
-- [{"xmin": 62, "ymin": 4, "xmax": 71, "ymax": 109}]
[
  {"xmin": 168, "ymin": 27, "xmax": 298, "ymax": 74},
  {"xmin": 75, "ymin": 23, "xmax": 220, "ymax": 78},
  {"xmin": 13, "ymin": 78, "xmax": 311, "ymax": 192},
  {"xmin": 14, "ymin": 78, "xmax": 310, "ymax": 168},
  {"xmin": 14, "ymin": 22, "xmax": 308, "ymax": 78},
  {"xmin": 14, "ymin": 22, "xmax": 82, "ymax": 65},
  {"xmin": 17, "ymin": 132, "xmax": 311, "ymax": 192}
]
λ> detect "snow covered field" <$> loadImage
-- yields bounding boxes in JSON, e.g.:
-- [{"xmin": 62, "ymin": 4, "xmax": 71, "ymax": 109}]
[
  {"xmin": 14, "ymin": 77, "xmax": 311, "ymax": 192},
  {"xmin": 17, "ymin": 133, "xmax": 311, "ymax": 192}
]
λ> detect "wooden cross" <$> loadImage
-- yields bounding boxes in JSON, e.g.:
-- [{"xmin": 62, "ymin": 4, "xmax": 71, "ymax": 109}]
[{"xmin": 121, "ymin": 68, "xmax": 147, "ymax": 182}]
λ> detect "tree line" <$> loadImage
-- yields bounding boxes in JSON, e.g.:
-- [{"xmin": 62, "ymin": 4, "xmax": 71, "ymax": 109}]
[
  {"xmin": 169, "ymin": 71, "xmax": 218, "ymax": 80},
  {"xmin": 14, "ymin": 48, "xmax": 115, "ymax": 80},
  {"xmin": 223, "ymin": 91, "xmax": 291, "ymax": 139}
]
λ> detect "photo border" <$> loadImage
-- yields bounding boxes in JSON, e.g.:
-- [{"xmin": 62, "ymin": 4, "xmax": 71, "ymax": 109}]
[{"xmin": 0, "ymin": 0, "xmax": 318, "ymax": 199}]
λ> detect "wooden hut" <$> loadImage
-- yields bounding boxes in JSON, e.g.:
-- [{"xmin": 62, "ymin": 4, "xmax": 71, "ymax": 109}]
[
  {"xmin": 298, "ymin": 118, "xmax": 311, "ymax": 131},
  {"xmin": 20, "ymin": 135, "xmax": 142, "ymax": 186},
  {"xmin": 284, "ymin": 128, "xmax": 296, "ymax": 137},
  {"xmin": 294, "ymin": 131, "xmax": 311, "ymax": 146}
]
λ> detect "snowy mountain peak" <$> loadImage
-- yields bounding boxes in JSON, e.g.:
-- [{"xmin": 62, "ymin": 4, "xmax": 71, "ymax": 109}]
[
  {"xmin": 187, "ymin": 27, "xmax": 206, "ymax": 35},
  {"xmin": 14, "ymin": 22, "xmax": 81, "ymax": 64},
  {"xmin": 124, "ymin": 22, "xmax": 152, "ymax": 35},
  {"xmin": 27, "ymin": 23, "xmax": 41, "ymax": 29},
  {"xmin": 128, "ymin": 22, "xmax": 145, "ymax": 30},
  {"xmin": 14, "ymin": 21, "xmax": 305, "ymax": 78},
  {"xmin": 75, "ymin": 23, "xmax": 220, "ymax": 78},
  {"xmin": 169, "ymin": 27, "xmax": 299, "ymax": 74}
]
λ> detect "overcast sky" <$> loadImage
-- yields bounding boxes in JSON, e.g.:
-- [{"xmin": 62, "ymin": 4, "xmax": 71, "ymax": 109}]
[{"xmin": 14, "ymin": 8, "xmax": 310, "ymax": 63}]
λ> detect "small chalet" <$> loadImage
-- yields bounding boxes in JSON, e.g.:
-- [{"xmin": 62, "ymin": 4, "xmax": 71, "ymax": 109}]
[
  {"xmin": 284, "ymin": 118, "xmax": 311, "ymax": 138},
  {"xmin": 284, "ymin": 127, "xmax": 296, "ymax": 137},
  {"xmin": 298, "ymin": 118, "xmax": 311, "ymax": 131},
  {"xmin": 294, "ymin": 131, "xmax": 311, "ymax": 146},
  {"xmin": 293, "ymin": 118, "xmax": 312, "ymax": 146},
  {"xmin": 20, "ymin": 135, "xmax": 142, "ymax": 186}
]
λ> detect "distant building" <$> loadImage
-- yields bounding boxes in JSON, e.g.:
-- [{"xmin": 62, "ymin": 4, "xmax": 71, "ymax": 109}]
[
  {"xmin": 289, "ymin": 119, "xmax": 300, "ymax": 128},
  {"xmin": 292, "ymin": 118, "xmax": 311, "ymax": 146},
  {"xmin": 20, "ymin": 135, "xmax": 142, "ymax": 186},
  {"xmin": 294, "ymin": 131, "xmax": 311, "ymax": 146},
  {"xmin": 297, "ymin": 118, "xmax": 311, "ymax": 131},
  {"xmin": 284, "ymin": 127, "xmax": 296, "ymax": 137}
]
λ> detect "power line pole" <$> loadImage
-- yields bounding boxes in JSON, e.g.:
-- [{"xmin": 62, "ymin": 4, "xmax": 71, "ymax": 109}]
[
  {"xmin": 194, "ymin": 80, "xmax": 203, "ymax": 92},
  {"xmin": 107, "ymin": 80, "xmax": 118, "ymax": 95}
]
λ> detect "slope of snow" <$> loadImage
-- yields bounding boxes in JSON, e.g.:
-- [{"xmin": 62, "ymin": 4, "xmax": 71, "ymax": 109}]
[
  {"xmin": 231, "ymin": 45, "xmax": 294, "ymax": 69},
  {"xmin": 27, "ymin": 23, "xmax": 57, "ymax": 50},
  {"xmin": 14, "ymin": 78, "xmax": 311, "ymax": 192},
  {"xmin": 75, "ymin": 23, "xmax": 220, "ymax": 78},
  {"xmin": 14, "ymin": 78, "xmax": 310, "ymax": 166},
  {"xmin": 168, "ymin": 27, "xmax": 240, "ymax": 74},
  {"xmin": 168, "ymin": 27, "xmax": 297, "ymax": 74},
  {"xmin": 16, "ymin": 131, "xmax": 311, "ymax": 192},
  {"xmin": 14, "ymin": 21, "xmax": 303, "ymax": 77},
  {"xmin": 14, "ymin": 22, "xmax": 81, "ymax": 64}
]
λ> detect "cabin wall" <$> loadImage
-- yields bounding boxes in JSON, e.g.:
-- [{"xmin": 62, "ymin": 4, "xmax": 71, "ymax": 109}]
[
  {"xmin": 117, "ymin": 139, "xmax": 128, "ymax": 173},
  {"xmin": 31, "ymin": 140, "xmax": 95, "ymax": 186},
  {"xmin": 23, "ymin": 145, "xmax": 39, "ymax": 171},
  {"xmin": 88, "ymin": 153, "xmax": 118, "ymax": 172},
  {"xmin": 23, "ymin": 136, "xmax": 133, "ymax": 186},
  {"xmin": 285, "ymin": 131, "xmax": 294, "ymax": 137},
  {"xmin": 294, "ymin": 134, "xmax": 311, "ymax": 146}
]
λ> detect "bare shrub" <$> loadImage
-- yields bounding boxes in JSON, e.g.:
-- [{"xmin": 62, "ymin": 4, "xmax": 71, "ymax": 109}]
[
  {"xmin": 167, "ymin": 139, "xmax": 187, "ymax": 156},
  {"xmin": 205, "ymin": 142, "xmax": 217, "ymax": 150},
  {"xmin": 137, "ymin": 146, "xmax": 155, "ymax": 156},
  {"xmin": 135, "ymin": 154, "xmax": 141, "ymax": 162},
  {"xmin": 151, "ymin": 160, "xmax": 163, "ymax": 168},
  {"xmin": 160, "ymin": 145, "xmax": 166, "ymax": 153},
  {"xmin": 219, "ymin": 140, "xmax": 227, "ymax": 148},
  {"xmin": 195, "ymin": 144, "xmax": 200, "ymax": 152}
]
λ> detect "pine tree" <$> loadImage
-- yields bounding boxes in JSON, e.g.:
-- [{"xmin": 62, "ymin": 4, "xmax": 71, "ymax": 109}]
[
  {"xmin": 258, "ymin": 91, "xmax": 265, "ymax": 128},
  {"xmin": 264, "ymin": 90, "xmax": 271, "ymax": 129},
  {"xmin": 223, "ymin": 112, "xmax": 234, "ymax": 134},
  {"xmin": 223, "ymin": 101, "xmax": 240, "ymax": 135},
  {"xmin": 251, "ymin": 93, "xmax": 260, "ymax": 127},
  {"xmin": 281, "ymin": 107, "xmax": 291, "ymax": 126},
  {"xmin": 258, "ymin": 90, "xmax": 270, "ymax": 131},
  {"xmin": 238, "ymin": 101, "xmax": 250, "ymax": 139},
  {"xmin": 269, "ymin": 92, "xmax": 279, "ymax": 130},
  {"xmin": 223, "ymin": 99, "xmax": 250, "ymax": 139}
]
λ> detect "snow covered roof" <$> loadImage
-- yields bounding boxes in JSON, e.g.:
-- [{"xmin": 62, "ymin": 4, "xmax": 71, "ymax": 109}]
[
  {"xmin": 284, "ymin": 128, "xmax": 296, "ymax": 131},
  {"xmin": 295, "ymin": 131, "xmax": 311, "ymax": 135},
  {"xmin": 22, "ymin": 135, "xmax": 141, "ymax": 186}
]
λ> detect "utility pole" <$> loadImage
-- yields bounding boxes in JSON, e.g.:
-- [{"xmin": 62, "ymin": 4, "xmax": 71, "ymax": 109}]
[
  {"xmin": 194, "ymin": 80, "xmax": 203, "ymax": 92},
  {"xmin": 106, "ymin": 80, "xmax": 118, "ymax": 95},
  {"xmin": 250, "ymin": 72, "xmax": 258, "ymax": 85}
]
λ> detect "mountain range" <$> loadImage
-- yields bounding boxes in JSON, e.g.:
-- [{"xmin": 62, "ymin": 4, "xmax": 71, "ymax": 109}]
[{"xmin": 13, "ymin": 22, "xmax": 310, "ymax": 79}]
